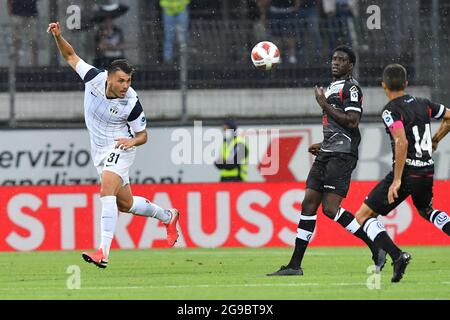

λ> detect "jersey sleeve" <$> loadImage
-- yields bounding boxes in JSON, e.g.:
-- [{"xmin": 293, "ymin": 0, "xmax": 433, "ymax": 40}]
[
  {"xmin": 426, "ymin": 99, "xmax": 446, "ymax": 120},
  {"xmin": 382, "ymin": 105, "xmax": 403, "ymax": 130},
  {"xmin": 127, "ymin": 100, "xmax": 147, "ymax": 133},
  {"xmin": 342, "ymin": 84, "xmax": 363, "ymax": 113},
  {"xmin": 75, "ymin": 59, "xmax": 103, "ymax": 83}
]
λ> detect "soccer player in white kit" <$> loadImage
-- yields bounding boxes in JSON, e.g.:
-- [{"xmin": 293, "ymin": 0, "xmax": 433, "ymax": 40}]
[{"xmin": 47, "ymin": 22, "xmax": 179, "ymax": 268}]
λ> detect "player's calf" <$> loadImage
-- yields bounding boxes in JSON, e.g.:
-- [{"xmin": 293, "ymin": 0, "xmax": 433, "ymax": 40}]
[
  {"xmin": 267, "ymin": 213, "xmax": 316, "ymax": 276},
  {"xmin": 361, "ymin": 217, "xmax": 411, "ymax": 282},
  {"xmin": 333, "ymin": 207, "xmax": 387, "ymax": 271},
  {"xmin": 128, "ymin": 196, "xmax": 171, "ymax": 223}
]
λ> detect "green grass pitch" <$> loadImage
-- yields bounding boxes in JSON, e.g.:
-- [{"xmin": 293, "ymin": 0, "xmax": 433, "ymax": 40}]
[{"xmin": 0, "ymin": 246, "xmax": 449, "ymax": 300}]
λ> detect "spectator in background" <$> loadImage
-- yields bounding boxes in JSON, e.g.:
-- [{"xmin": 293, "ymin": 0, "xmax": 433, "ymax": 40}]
[
  {"xmin": 160, "ymin": 0, "xmax": 191, "ymax": 63},
  {"xmin": 297, "ymin": 0, "xmax": 323, "ymax": 60},
  {"xmin": 323, "ymin": 0, "xmax": 357, "ymax": 58},
  {"xmin": 7, "ymin": 0, "xmax": 39, "ymax": 66},
  {"xmin": 215, "ymin": 119, "xmax": 249, "ymax": 182},
  {"xmin": 252, "ymin": 0, "xmax": 269, "ymax": 42},
  {"xmin": 257, "ymin": 0, "xmax": 301, "ymax": 64},
  {"xmin": 94, "ymin": 16, "xmax": 126, "ymax": 69}
]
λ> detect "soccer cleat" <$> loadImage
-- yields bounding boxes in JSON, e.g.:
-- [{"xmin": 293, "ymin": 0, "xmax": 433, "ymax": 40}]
[
  {"xmin": 372, "ymin": 248, "xmax": 387, "ymax": 273},
  {"xmin": 82, "ymin": 248, "xmax": 108, "ymax": 269},
  {"xmin": 267, "ymin": 265, "xmax": 303, "ymax": 276},
  {"xmin": 391, "ymin": 252, "xmax": 412, "ymax": 283},
  {"xmin": 165, "ymin": 209, "xmax": 180, "ymax": 247}
]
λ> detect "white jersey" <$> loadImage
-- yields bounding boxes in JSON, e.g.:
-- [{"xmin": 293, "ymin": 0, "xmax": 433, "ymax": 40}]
[{"xmin": 75, "ymin": 60, "xmax": 147, "ymax": 166}]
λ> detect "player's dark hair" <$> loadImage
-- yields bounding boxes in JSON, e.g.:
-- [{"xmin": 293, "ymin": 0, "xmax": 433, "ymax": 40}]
[
  {"xmin": 334, "ymin": 45, "xmax": 356, "ymax": 66},
  {"xmin": 108, "ymin": 59, "xmax": 135, "ymax": 75},
  {"xmin": 383, "ymin": 64, "xmax": 407, "ymax": 91}
]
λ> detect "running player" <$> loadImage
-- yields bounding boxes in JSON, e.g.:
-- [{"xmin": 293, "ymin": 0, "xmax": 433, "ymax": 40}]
[
  {"xmin": 47, "ymin": 22, "xmax": 180, "ymax": 269},
  {"xmin": 353, "ymin": 64, "xmax": 450, "ymax": 282},
  {"xmin": 268, "ymin": 45, "xmax": 386, "ymax": 276}
]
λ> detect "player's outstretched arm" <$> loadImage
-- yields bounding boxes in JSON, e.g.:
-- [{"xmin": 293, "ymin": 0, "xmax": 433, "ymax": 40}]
[
  {"xmin": 432, "ymin": 108, "xmax": 450, "ymax": 152},
  {"xmin": 47, "ymin": 22, "xmax": 80, "ymax": 70}
]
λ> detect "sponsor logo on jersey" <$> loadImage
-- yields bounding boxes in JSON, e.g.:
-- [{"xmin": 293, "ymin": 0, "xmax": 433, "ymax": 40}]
[
  {"xmin": 141, "ymin": 116, "xmax": 146, "ymax": 124},
  {"xmin": 406, "ymin": 158, "xmax": 434, "ymax": 167},
  {"xmin": 382, "ymin": 110, "xmax": 394, "ymax": 127},
  {"xmin": 349, "ymin": 86, "xmax": 359, "ymax": 102},
  {"xmin": 406, "ymin": 159, "xmax": 434, "ymax": 167}
]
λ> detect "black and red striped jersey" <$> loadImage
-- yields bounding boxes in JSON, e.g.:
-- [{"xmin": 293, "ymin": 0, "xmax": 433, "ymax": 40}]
[
  {"xmin": 382, "ymin": 94, "xmax": 447, "ymax": 173},
  {"xmin": 321, "ymin": 77, "xmax": 363, "ymax": 157}
]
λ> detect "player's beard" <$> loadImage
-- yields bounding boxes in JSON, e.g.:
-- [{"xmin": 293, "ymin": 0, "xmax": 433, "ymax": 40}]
[{"xmin": 113, "ymin": 87, "xmax": 127, "ymax": 98}]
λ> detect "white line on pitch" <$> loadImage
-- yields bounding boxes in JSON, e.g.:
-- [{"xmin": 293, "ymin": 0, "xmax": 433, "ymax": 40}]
[
  {"xmin": 2, "ymin": 282, "xmax": 449, "ymax": 292},
  {"xmin": 145, "ymin": 250, "xmax": 330, "ymax": 256}
]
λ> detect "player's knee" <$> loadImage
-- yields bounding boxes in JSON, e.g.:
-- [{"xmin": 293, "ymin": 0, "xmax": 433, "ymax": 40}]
[
  {"xmin": 355, "ymin": 208, "xmax": 374, "ymax": 224},
  {"xmin": 100, "ymin": 172, "xmax": 122, "ymax": 196},
  {"xmin": 322, "ymin": 206, "xmax": 338, "ymax": 219},
  {"xmin": 301, "ymin": 200, "xmax": 318, "ymax": 215},
  {"xmin": 100, "ymin": 182, "xmax": 119, "ymax": 197},
  {"xmin": 116, "ymin": 197, "xmax": 133, "ymax": 212}
]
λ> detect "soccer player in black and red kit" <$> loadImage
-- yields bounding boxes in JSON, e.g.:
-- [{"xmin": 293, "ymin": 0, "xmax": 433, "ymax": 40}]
[
  {"xmin": 268, "ymin": 45, "xmax": 386, "ymax": 277},
  {"xmin": 353, "ymin": 64, "xmax": 450, "ymax": 282}
]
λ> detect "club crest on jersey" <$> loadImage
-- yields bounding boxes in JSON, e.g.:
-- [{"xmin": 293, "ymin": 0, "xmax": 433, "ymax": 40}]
[
  {"xmin": 109, "ymin": 105, "xmax": 119, "ymax": 116},
  {"xmin": 382, "ymin": 110, "xmax": 394, "ymax": 127},
  {"xmin": 141, "ymin": 116, "xmax": 146, "ymax": 124}
]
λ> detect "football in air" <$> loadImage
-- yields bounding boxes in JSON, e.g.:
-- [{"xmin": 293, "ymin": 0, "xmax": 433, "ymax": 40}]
[{"xmin": 251, "ymin": 41, "xmax": 281, "ymax": 71}]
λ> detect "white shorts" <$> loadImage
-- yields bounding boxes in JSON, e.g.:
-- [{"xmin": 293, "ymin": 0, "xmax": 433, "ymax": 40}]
[{"xmin": 94, "ymin": 147, "xmax": 136, "ymax": 186}]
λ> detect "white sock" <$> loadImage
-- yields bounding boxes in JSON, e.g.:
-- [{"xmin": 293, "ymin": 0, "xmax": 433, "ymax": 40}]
[
  {"xmin": 296, "ymin": 214, "xmax": 317, "ymax": 241},
  {"xmin": 128, "ymin": 196, "xmax": 171, "ymax": 224},
  {"xmin": 100, "ymin": 196, "xmax": 118, "ymax": 257},
  {"xmin": 429, "ymin": 210, "xmax": 450, "ymax": 231},
  {"xmin": 363, "ymin": 218, "xmax": 386, "ymax": 242},
  {"xmin": 334, "ymin": 207, "xmax": 361, "ymax": 234}
]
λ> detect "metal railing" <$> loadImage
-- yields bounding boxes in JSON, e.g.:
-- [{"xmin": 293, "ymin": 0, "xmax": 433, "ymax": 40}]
[{"xmin": 0, "ymin": 1, "xmax": 449, "ymax": 126}]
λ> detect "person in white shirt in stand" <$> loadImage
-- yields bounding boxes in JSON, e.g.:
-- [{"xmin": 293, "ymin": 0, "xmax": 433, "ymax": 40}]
[{"xmin": 47, "ymin": 22, "xmax": 180, "ymax": 269}]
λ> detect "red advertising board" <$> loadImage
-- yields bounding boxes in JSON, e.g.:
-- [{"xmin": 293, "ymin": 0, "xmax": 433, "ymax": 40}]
[{"xmin": 0, "ymin": 182, "xmax": 449, "ymax": 252}]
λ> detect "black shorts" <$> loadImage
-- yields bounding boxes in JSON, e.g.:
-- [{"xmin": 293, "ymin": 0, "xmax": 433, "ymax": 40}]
[
  {"xmin": 306, "ymin": 153, "xmax": 357, "ymax": 198},
  {"xmin": 364, "ymin": 171, "xmax": 434, "ymax": 216}
]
